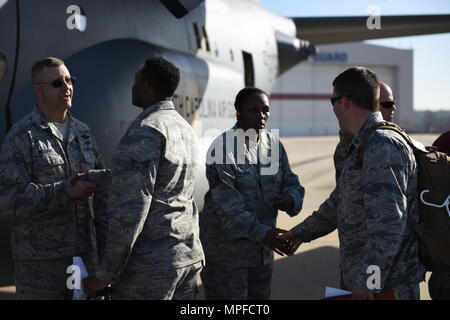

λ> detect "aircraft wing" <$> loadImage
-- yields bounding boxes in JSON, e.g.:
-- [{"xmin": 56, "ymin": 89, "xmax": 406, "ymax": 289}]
[{"xmin": 292, "ymin": 15, "xmax": 450, "ymax": 45}]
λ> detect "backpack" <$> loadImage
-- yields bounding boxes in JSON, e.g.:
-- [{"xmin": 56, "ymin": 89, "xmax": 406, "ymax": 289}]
[{"xmin": 357, "ymin": 121, "xmax": 450, "ymax": 272}]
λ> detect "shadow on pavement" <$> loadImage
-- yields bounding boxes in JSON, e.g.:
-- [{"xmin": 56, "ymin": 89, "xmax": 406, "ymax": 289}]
[
  {"xmin": 197, "ymin": 246, "xmax": 341, "ymax": 300},
  {"xmin": 271, "ymin": 246, "xmax": 340, "ymax": 299}
]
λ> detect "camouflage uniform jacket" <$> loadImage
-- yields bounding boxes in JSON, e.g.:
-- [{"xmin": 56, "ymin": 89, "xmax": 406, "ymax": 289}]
[
  {"xmin": 333, "ymin": 129, "xmax": 354, "ymax": 182},
  {"xmin": 292, "ymin": 112, "xmax": 424, "ymax": 291},
  {"xmin": 0, "ymin": 106, "xmax": 107, "ymax": 262},
  {"xmin": 200, "ymin": 125, "xmax": 305, "ymax": 268},
  {"xmin": 94, "ymin": 100, "xmax": 204, "ymax": 284}
]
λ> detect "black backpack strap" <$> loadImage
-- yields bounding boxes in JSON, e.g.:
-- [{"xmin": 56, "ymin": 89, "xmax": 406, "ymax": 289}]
[
  {"xmin": 356, "ymin": 121, "xmax": 389, "ymax": 168},
  {"xmin": 356, "ymin": 121, "xmax": 418, "ymax": 167}
]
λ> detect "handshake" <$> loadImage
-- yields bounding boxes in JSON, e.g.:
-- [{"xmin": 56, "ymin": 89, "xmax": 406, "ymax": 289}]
[
  {"xmin": 264, "ymin": 193, "xmax": 303, "ymax": 256},
  {"xmin": 264, "ymin": 228, "xmax": 303, "ymax": 256},
  {"xmin": 66, "ymin": 172, "xmax": 96, "ymax": 201},
  {"xmin": 66, "ymin": 169, "xmax": 109, "ymax": 201}
]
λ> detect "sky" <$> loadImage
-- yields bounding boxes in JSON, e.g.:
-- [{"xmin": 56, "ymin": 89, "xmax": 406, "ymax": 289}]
[{"xmin": 260, "ymin": 0, "xmax": 450, "ymax": 111}]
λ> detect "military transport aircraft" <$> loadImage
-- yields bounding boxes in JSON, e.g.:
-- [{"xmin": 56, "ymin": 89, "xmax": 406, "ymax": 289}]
[{"xmin": 0, "ymin": 0, "xmax": 449, "ymax": 208}]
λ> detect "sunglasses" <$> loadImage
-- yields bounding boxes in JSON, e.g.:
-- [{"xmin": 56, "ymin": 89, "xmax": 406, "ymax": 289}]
[
  {"xmin": 330, "ymin": 94, "xmax": 353, "ymax": 106},
  {"xmin": 34, "ymin": 76, "xmax": 77, "ymax": 88},
  {"xmin": 380, "ymin": 100, "xmax": 395, "ymax": 109}
]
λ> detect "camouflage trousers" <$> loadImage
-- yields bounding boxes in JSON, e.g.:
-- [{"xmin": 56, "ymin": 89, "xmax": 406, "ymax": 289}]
[
  {"xmin": 201, "ymin": 261, "xmax": 273, "ymax": 300},
  {"xmin": 110, "ymin": 260, "xmax": 203, "ymax": 300},
  {"xmin": 15, "ymin": 257, "xmax": 74, "ymax": 300}
]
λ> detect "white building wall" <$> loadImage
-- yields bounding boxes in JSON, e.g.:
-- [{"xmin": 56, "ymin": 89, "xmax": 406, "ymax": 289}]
[{"xmin": 268, "ymin": 42, "xmax": 413, "ymax": 136}]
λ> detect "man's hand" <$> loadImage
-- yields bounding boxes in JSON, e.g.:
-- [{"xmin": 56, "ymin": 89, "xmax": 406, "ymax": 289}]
[
  {"xmin": 83, "ymin": 276, "xmax": 108, "ymax": 297},
  {"xmin": 277, "ymin": 231, "xmax": 302, "ymax": 256},
  {"xmin": 67, "ymin": 173, "xmax": 96, "ymax": 200},
  {"xmin": 272, "ymin": 194, "xmax": 294, "ymax": 212},
  {"xmin": 69, "ymin": 172, "xmax": 87, "ymax": 185},
  {"xmin": 265, "ymin": 228, "xmax": 288, "ymax": 256},
  {"xmin": 351, "ymin": 289, "xmax": 374, "ymax": 300}
]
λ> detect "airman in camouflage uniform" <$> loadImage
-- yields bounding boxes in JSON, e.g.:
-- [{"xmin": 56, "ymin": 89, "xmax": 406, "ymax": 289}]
[
  {"xmin": 83, "ymin": 57, "xmax": 204, "ymax": 300},
  {"xmin": 0, "ymin": 57, "xmax": 107, "ymax": 299},
  {"xmin": 330, "ymin": 82, "xmax": 401, "ymax": 290},
  {"xmin": 333, "ymin": 82, "xmax": 397, "ymax": 181},
  {"xmin": 200, "ymin": 87, "xmax": 304, "ymax": 300},
  {"xmin": 280, "ymin": 68, "xmax": 424, "ymax": 300}
]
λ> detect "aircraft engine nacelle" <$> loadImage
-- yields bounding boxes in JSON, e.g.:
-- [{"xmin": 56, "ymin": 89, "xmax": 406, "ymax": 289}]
[{"xmin": 275, "ymin": 32, "xmax": 317, "ymax": 76}]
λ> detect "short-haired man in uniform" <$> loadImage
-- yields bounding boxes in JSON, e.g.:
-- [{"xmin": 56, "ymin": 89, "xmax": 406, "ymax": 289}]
[
  {"xmin": 334, "ymin": 81, "xmax": 397, "ymax": 180},
  {"xmin": 0, "ymin": 57, "xmax": 107, "ymax": 299},
  {"xmin": 83, "ymin": 57, "xmax": 204, "ymax": 300},
  {"xmin": 279, "ymin": 67, "xmax": 424, "ymax": 300}
]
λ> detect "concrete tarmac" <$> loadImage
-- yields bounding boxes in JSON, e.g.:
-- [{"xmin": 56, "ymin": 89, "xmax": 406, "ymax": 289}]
[{"xmin": 0, "ymin": 134, "xmax": 440, "ymax": 300}]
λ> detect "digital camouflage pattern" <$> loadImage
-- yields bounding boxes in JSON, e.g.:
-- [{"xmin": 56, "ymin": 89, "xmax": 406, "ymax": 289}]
[
  {"xmin": 111, "ymin": 260, "xmax": 203, "ymax": 300},
  {"xmin": 292, "ymin": 112, "xmax": 425, "ymax": 294},
  {"xmin": 94, "ymin": 100, "xmax": 204, "ymax": 297},
  {"xmin": 200, "ymin": 126, "xmax": 304, "ymax": 299},
  {"xmin": 333, "ymin": 129, "xmax": 353, "ymax": 182},
  {"xmin": 201, "ymin": 260, "xmax": 273, "ymax": 300},
  {"xmin": 0, "ymin": 106, "xmax": 107, "ymax": 263},
  {"xmin": 200, "ymin": 126, "xmax": 304, "ymax": 268},
  {"xmin": 14, "ymin": 257, "xmax": 73, "ymax": 300}
]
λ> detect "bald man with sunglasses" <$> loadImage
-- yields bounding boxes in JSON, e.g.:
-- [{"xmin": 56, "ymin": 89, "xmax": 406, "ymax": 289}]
[
  {"xmin": 0, "ymin": 57, "xmax": 107, "ymax": 299},
  {"xmin": 379, "ymin": 82, "xmax": 397, "ymax": 122}
]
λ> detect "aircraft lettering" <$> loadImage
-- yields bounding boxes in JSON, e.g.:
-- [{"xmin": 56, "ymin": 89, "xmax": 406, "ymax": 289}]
[
  {"xmin": 194, "ymin": 97, "xmax": 201, "ymax": 112},
  {"xmin": 312, "ymin": 52, "xmax": 348, "ymax": 63},
  {"xmin": 173, "ymin": 95, "xmax": 202, "ymax": 118},
  {"xmin": 172, "ymin": 94, "xmax": 183, "ymax": 114},
  {"xmin": 207, "ymin": 100, "xmax": 218, "ymax": 118},
  {"xmin": 218, "ymin": 100, "xmax": 227, "ymax": 117},
  {"xmin": 185, "ymin": 96, "xmax": 191, "ymax": 118},
  {"xmin": 228, "ymin": 102, "xmax": 235, "ymax": 117},
  {"xmin": 174, "ymin": 96, "xmax": 234, "ymax": 120}
]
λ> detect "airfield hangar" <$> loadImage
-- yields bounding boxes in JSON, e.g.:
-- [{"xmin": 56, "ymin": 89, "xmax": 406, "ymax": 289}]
[{"xmin": 268, "ymin": 42, "xmax": 413, "ymax": 136}]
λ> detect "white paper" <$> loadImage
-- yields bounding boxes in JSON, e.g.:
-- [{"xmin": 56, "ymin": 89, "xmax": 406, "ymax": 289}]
[
  {"xmin": 324, "ymin": 286, "xmax": 351, "ymax": 298},
  {"xmin": 72, "ymin": 256, "xmax": 89, "ymax": 300}
]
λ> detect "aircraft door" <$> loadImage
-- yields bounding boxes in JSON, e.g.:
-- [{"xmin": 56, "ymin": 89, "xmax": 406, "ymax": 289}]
[{"xmin": 242, "ymin": 51, "xmax": 254, "ymax": 87}]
